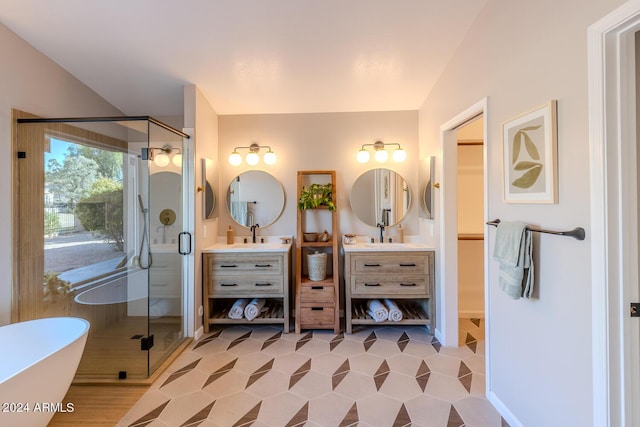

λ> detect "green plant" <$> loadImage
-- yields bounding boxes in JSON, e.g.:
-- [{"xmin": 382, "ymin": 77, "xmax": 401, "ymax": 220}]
[{"xmin": 298, "ymin": 183, "xmax": 336, "ymax": 211}]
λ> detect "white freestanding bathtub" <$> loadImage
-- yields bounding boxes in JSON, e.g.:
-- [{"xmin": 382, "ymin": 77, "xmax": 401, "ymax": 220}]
[{"xmin": 0, "ymin": 317, "xmax": 90, "ymax": 427}]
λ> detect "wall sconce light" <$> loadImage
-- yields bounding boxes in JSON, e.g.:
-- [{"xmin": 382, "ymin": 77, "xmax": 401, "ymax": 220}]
[
  {"xmin": 357, "ymin": 140, "xmax": 406, "ymax": 164},
  {"xmin": 149, "ymin": 145, "xmax": 182, "ymax": 167},
  {"xmin": 229, "ymin": 143, "xmax": 277, "ymax": 166}
]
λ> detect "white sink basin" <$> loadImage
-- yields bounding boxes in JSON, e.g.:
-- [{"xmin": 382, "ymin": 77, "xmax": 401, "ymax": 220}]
[
  {"xmin": 343, "ymin": 242, "xmax": 432, "ymax": 252},
  {"xmin": 228, "ymin": 243, "xmax": 282, "ymax": 249},
  {"xmin": 204, "ymin": 242, "xmax": 291, "ymax": 252}
]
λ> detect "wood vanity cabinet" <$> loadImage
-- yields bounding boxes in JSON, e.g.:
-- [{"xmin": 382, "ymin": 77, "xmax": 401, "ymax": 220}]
[
  {"xmin": 344, "ymin": 249, "xmax": 435, "ymax": 334},
  {"xmin": 203, "ymin": 247, "xmax": 291, "ymax": 333}
]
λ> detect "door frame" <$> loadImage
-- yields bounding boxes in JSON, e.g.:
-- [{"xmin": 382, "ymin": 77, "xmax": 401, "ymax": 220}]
[
  {"xmin": 588, "ymin": 1, "xmax": 640, "ymax": 425},
  {"xmin": 438, "ymin": 98, "xmax": 489, "ymax": 358}
]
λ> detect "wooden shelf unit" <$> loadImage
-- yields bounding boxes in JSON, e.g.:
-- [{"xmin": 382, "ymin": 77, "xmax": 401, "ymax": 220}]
[{"xmin": 295, "ymin": 170, "xmax": 340, "ymax": 334}]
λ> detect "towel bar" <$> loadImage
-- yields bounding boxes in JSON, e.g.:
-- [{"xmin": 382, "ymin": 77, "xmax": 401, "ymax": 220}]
[{"xmin": 486, "ymin": 219, "xmax": 585, "ymax": 241}]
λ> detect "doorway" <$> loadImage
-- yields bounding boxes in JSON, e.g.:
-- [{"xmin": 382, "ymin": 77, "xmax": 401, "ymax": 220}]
[
  {"xmin": 456, "ymin": 117, "xmax": 485, "ymax": 345},
  {"xmin": 438, "ymin": 98, "xmax": 488, "ymax": 352},
  {"xmin": 588, "ymin": 3, "xmax": 640, "ymax": 425}
]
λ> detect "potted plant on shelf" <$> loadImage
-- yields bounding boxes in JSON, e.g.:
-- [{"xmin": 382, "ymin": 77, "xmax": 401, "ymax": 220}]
[{"xmin": 298, "ymin": 183, "xmax": 336, "ymax": 211}]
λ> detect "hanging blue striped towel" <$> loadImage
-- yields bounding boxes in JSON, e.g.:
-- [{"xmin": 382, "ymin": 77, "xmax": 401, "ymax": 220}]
[{"xmin": 492, "ymin": 221, "xmax": 534, "ymax": 299}]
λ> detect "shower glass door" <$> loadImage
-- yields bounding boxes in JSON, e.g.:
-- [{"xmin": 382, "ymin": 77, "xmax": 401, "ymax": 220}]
[
  {"xmin": 146, "ymin": 121, "xmax": 186, "ymax": 374},
  {"xmin": 16, "ymin": 115, "xmax": 187, "ymax": 380}
]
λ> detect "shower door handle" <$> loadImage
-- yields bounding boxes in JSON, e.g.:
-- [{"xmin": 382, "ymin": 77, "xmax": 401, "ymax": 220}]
[{"xmin": 178, "ymin": 232, "xmax": 192, "ymax": 255}]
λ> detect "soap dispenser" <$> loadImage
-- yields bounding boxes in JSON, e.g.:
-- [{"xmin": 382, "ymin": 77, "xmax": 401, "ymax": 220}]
[
  {"xmin": 397, "ymin": 223, "xmax": 404, "ymax": 243},
  {"xmin": 226, "ymin": 225, "xmax": 234, "ymax": 244}
]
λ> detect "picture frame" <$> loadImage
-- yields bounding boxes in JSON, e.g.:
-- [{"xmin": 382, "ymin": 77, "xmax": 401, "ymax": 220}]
[{"xmin": 502, "ymin": 100, "xmax": 558, "ymax": 203}]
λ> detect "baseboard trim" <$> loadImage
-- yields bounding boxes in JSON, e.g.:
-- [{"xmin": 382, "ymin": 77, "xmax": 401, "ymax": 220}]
[
  {"xmin": 194, "ymin": 325, "xmax": 204, "ymax": 341},
  {"xmin": 488, "ymin": 390, "xmax": 523, "ymax": 427}
]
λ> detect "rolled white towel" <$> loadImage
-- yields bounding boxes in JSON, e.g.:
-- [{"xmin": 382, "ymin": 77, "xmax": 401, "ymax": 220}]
[
  {"xmin": 367, "ymin": 299, "xmax": 388, "ymax": 323},
  {"xmin": 228, "ymin": 298, "xmax": 248, "ymax": 319},
  {"xmin": 244, "ymin": 298, "xmax": 266, "ymax": 321},
  {"xmin": 383, "ymin": 299, "xmax": 403, "ymax": 322}
]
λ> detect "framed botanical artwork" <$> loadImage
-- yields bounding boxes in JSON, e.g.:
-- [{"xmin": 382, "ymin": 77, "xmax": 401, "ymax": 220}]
[{"xmin": 502, "ymin": 100, "xmax": 558, "ymax": 203}]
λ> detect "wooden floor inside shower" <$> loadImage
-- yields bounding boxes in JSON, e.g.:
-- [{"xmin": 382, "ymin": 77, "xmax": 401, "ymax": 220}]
[{"xmin": 75, "ymin": 316, "xmax": 183, "ymax": 380}]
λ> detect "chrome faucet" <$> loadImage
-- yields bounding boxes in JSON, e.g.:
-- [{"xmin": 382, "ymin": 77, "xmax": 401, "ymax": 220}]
[
  {"xmin": 376, "ymin": 223, "xmax": 385, "ymax": 243},
  {"xmin": 250, "ymin": 224, "xmax": 260, "ymax": 243}
]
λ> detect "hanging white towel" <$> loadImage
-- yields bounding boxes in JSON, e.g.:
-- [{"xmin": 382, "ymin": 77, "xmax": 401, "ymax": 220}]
[
  {"xmin": 244, "ymin": 298, "xmax": 266, "ymax": 321},
  {"xmin": 492, "ymin": 221, "xmax": 534, "ymax": 299},
  {"xmin": 228, "ymin": 298, "xmax": 248, "ymax": 319},
  {"xmin": 367, "ymin": 299, "xmax": 388, "ymax": 322},
  {"xmin": 383, "ymin": 299, "xmax": 403, "ymax": 322}
]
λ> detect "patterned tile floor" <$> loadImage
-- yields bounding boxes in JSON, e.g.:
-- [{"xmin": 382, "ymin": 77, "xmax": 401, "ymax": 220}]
[{"xmin": 118, "ymin": 319, "xmax": 507, "ymax": 427}]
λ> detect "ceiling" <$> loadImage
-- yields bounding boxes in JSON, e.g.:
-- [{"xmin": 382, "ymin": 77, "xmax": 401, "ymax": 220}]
[{"xmin": 0, "ymin": 1, "xmax": 486, "ymax": 116}]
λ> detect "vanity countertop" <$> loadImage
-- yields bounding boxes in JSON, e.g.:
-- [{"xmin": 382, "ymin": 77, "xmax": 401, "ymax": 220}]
[
  {"xmin": 203, "ymin": 242, "xmax": 292, "ymax": 253},
  {"xmin": 342, "ymin": 242, "xmax": 434, "ymax": 252}
]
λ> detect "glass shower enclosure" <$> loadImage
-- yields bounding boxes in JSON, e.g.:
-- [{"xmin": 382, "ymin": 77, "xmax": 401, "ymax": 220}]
[{"xmin": 16, "ymin": 115, "xmax": 190, "ymax": 380}]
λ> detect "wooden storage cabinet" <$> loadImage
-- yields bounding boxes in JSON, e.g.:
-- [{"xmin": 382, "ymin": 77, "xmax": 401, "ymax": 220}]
[
  {"xmin": 344, "ymin": 250, "xmax": 435, "ymax": 334},
  {"xmin": 295, "ymin": 171, "xmax": 340, "ymax": 333},
  {"xmin": 203, "ymin": 247, "xmax": 291, "ymax": 333}
]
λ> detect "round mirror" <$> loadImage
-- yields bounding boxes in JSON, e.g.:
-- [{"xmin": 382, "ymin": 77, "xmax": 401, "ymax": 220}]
[
  {"xmin": 226, "ymin": 170, "xmax": 285, "ymax": 228},
  {"xmin": 350, "ymin": 168, "xmax": 411, "ymax": 227}
]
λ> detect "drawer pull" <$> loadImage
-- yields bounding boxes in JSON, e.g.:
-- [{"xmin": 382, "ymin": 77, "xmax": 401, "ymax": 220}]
[
  {"xmin": 400, "ymin": 263, "xmax": 417, "ymax": 267},
  {"xmin": 255, "ymin": 283, "xmax": 272, "ymax": 287},
  {"xmin": 311, "ymin": 307, "xmax": 324, "ymax": 311},
  {"xmin": 220, "ymin": 264, "xmax": 237, "ymax": 268},
  {"xmin": 364, "ymin": 263, "xmax": 381, "ymax": 267},
  {"xmin": 400, "ymin": 283, "xmax": 417, "ymax": 287},
  {"xmin": 311, "ymin": 286, "xmax": 324, "ymax": 290},
  {"xmin": 220, "ymin": 283, "xmax": 238, "ymax": 287},
  {"xmin": 255, "ymin": 264, "xmax": 272, "ymax": 268},
  {"xmin": 364, "ymin": 283, "xmax": 381, "ymax": 287}
]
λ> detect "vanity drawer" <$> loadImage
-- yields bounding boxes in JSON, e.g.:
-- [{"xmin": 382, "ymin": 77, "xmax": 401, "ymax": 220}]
[
  {"xmin": 298, "ymin": 305, "xmax": 336, "ymax": 327},
  {"xmin": 210, "ymin": 276, "xmax": 284, "ymax": 294},
  {"xmin": 208, "ymin": 254, "xmax": 283, "ymax": 275},
  {"xmin": 351, "ymin": 275, "xmax": 429, "ymax": 295},
  {"xmin": 351, "ymin": 254, "xmax": 428, "ymax": 274},
  {"xmin": 299, "ymin": 282, "xmax": 335, "ymax": 304}
]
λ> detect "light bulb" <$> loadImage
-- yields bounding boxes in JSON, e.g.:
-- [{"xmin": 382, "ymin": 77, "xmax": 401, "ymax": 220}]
[
  {"xmin": 153, "ymin": 153, "xmax": 169, "ymax": 167},
  {"xmin": 263, "ymin": 150, "xmax": 277, "ymax": 165},
  {"xmin": 229, "ymin": 151, "xmax": 242, "ymax": 166},
  {"xmin": 172, "ymin": 153, "xmax": 182, "ymax": 167},
  {"xmin": 357, "ymin": 148, "xmax": 370, "ymax": 163},
  {"xmin": 392, "ymin": 147, "xmax": 406, "ymax": 162},
  {"xmin": 374, "ymin": 149, "xmax": 388, "ymax": 162},
  {"xmin": 246, "ymin": 151, "xmax": 259, "ymax": 166}
]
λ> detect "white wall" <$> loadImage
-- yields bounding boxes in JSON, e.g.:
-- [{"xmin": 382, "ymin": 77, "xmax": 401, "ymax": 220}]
[
  {"xmin": 185, "ymin": 84, "xmax": 219, "ymax": 337},
  {"xmin": 0, "ymin": 24, "xmax": 123, "ymax": 325},
  {"xmin": 418, "ymin": 0, "xmax": 626, "ymax": 426},
  {"xmin": 218, "ymin": 111, "xmax": 418, "ymax": 241}
]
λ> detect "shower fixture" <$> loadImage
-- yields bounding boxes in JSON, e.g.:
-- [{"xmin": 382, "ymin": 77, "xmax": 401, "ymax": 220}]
[{"xmin": 137, "ymin": 194, "xmax": 152, "ymax": 269}]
